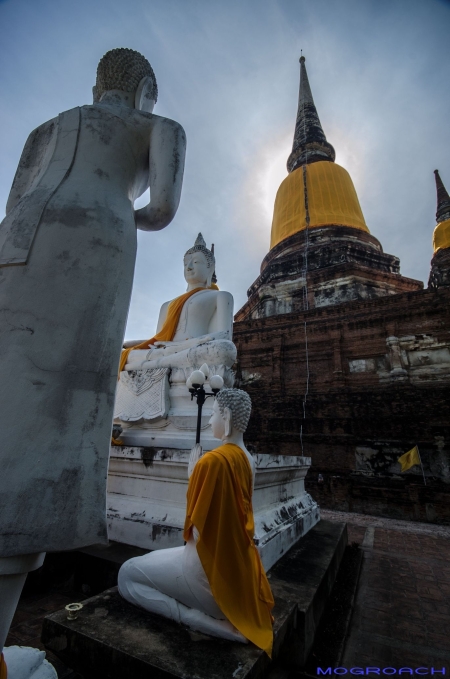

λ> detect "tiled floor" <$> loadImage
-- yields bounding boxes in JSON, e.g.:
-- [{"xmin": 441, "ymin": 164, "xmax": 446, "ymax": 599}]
[{"xmin": 322, "ymin": 510, "xmax": 450, "ymax": 668}]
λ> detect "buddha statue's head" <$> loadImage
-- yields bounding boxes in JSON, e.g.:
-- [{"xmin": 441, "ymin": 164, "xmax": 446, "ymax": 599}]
[
  {"xmin": 94, "ymin": 48, "xmax": 158, "ymax": 113},
  {"xmin": 184, "ymin": 233, "xmax": 216, "ymax": 289},
  {"xmin": 210, "ymin": 388, "xmax": 252, "ymax": 439}
]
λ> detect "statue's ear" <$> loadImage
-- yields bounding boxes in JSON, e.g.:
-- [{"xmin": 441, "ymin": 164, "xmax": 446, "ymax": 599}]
[
  {"xmin": 224, "ymin": 407, "xmax": 233, "ymax": 438},
  {"xmin": 135, "ymin": 76, "xmax": 156, "ymax": 111},
  {"xmin": 92, "ymin": 85, "xmax": 100, "ymax": 104}
]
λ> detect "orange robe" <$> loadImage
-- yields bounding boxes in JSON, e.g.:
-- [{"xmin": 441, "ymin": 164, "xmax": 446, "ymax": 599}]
[
  {"xmin": 183, "ymin": 443, "xmax": 274, "ymax": 656},
  {"xmin": 118, "ymin": 284, "xmax": 218, "ymax": 376}
]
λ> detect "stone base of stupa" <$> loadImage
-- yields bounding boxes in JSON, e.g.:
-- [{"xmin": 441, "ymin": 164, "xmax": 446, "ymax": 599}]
[{"xmin": 107, "ymin": 446, "xmax": 319, "ymax": 571}]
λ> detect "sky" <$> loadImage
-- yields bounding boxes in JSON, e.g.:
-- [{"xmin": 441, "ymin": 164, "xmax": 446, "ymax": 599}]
[{"xmin": 1, "ymin": 0, "xmax": 449, "ymax": 340}]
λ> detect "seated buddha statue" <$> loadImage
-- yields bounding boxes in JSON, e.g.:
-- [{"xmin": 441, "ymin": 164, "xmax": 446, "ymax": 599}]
[
  {"xmin": 120, "ymin": 234, "xmax": 236, "ymax": 373},
  {"xmin": 118, "ymin": 388, "xmax": 274, "ymax": 655}
]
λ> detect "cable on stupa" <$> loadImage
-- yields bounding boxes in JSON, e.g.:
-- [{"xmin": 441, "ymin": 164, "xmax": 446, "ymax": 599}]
[
  {"xmin": 299, "ymin": 54, "xmax": 311, "ymax": 456},
  {"xmin": 285, "ymin": 54, "xmax": 336, "ymax": 453}
]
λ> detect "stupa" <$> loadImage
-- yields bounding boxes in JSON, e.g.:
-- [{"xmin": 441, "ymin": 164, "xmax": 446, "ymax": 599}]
[
  {"xmin": 233, "ymin": 58, "xmax": 450, "ymax": 524},
  {"xmin": 236, "ymin": 56, "xmax": 422, "ymax": 322}
]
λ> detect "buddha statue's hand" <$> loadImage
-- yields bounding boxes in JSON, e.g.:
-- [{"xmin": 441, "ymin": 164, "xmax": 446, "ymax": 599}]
[
  {"xmin": 196, "ymin": 335, "xmax": 213, "ymax": 345},
  {"xmin": 154, "ymin": 336, "xmax": 214, "ymax": 353},
  {"xmin": 202, "ymin": 331, "xmax": 230, "ymax": 342}
]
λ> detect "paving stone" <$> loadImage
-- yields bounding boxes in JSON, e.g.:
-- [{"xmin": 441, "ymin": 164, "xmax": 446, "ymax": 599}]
[{"xmin": 342, "ymin": 519, "xmax": 450, "ymax": 667}]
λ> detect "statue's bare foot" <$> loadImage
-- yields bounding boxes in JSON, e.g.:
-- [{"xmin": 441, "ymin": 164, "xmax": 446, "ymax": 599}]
[{"xmin": 179, "ymin": 604, "xmax": 248, "ymax": 643}]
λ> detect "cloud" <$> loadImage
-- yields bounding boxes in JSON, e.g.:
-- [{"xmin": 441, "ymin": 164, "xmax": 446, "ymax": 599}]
[{"xmin": 1, "ymin": 0, "xmax": 449, "ymax": 338}]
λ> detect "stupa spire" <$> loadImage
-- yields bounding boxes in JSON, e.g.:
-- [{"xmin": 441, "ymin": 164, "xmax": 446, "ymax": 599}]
[
  {"xmin": 434, "ymin": 170, "xmax": 450, "ymax": 224},
  {"xmin": 287, "ymin": 56, "xmax": 335, "ymax": 173}
]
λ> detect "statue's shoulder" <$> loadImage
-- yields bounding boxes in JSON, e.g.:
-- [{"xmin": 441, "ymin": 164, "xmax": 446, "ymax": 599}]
[
  {"xmin": 195, "ymin": 289, "xmax": 232, "ymax": 305},
  {"xmin": 130, "ymin": 111, "xmax": 186, "ymax": 139},
  {"xmin": 146, "ymin": 112, "xmax": 185, "ymax": 133},
  {"xmin": 216, "ymin": 290, "xmax": 232, "ymax": 299},
  {"xmin": 30, "ymin": 115, "xmax": 59, "ymax": 137},
  {"xmin": 215, "ymin": 290, "xmax": 233, "ymax": 306},
  {"xmin": 201, "ymin": 445, "xmax": 248, "ymax": 476},
  {"xmin": 87, "ymin": 106, "xmax": 186, "ymax": 140},
  {"xmin": 201, "ymin": 447, "xmax": 229, "ymax": 468},
  {"xmin": 206, "ymin": 443, "xmax": 239, "ymax": 460},
  {"xmin": 6, "ymin": 113, "xmax": 63, "ymax": 215},
  {"xmin": 20, "ymin": 114, "xmax": 59, "ymax": 153},
  {"xmin": 160, "ymin": 299, "xmax": 172, "ymax": 312}
]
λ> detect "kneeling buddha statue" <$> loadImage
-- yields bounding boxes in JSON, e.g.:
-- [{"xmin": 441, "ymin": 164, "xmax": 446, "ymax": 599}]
[{"xmin": 118, "ymin": 388, "xmax": 274, "ymax": 655}]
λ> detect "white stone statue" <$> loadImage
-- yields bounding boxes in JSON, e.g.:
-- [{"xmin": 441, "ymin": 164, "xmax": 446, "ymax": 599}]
[
  {"xmin": 118, "ymin": 389, "xmax": 274, "ymax": 655},
  {"xmin": 0, "ymin": 47, "xmax": 186, "ymax": 666},
  {"xmin": 1, "ymin": 646, "xmax": 57, "ymax": 679},
  {"xmin": 124, "ymin": 233, "xmax": 235, "ymax": 371},
  {"xmin": 114, "ymin": 235, "xmax": 237, "ymax": 448}
]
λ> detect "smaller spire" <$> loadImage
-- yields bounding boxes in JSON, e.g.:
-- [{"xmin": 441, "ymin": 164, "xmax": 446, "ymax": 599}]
[
  {"xmin": 434, "ymin": 170, "xmax": 450, "ymax": 223},
  {"xmin": 287, "ymin": 56, "xmax": 335, "ymax": 173}
]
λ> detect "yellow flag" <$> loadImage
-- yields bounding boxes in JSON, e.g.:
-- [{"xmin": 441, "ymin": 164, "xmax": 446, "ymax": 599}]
[{"xmin": 398, "ymin": 446, "xmax": 420, "ymax": 472}]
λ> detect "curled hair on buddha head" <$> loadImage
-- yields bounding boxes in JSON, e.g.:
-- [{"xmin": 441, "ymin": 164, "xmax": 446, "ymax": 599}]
[
  {"xmin": 216, "ymin": 388, "xmax": 252, "ymax": 433},
  {"xmin": 184, "ymin": 233, "xmax": 215, "ymax": 269},
  {"xmin": 96, "ymin": 48, "xmax": 158, "ymax": 102}
]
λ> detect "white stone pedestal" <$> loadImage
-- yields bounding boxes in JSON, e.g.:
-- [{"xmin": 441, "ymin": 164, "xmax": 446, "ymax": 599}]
[
  {"xmin": 114, "ymin": 366, "xmax": 234, "ymax": 450},
  {"xmin": 107, "ymin": 446, "xmax": 319, "ymax": 571}
]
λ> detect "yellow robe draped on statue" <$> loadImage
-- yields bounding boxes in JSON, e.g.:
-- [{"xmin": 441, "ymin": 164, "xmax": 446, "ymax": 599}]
[
  {"xmin": 118, "ymin": 284, "xmax": 219, "ymax": 376},
  {"xmin": 183, "ymin": 443, "xmax": 274, "ymax": 656}
]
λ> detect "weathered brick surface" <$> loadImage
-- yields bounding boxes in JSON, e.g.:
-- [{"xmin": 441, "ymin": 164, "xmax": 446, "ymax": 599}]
[
  {"xmin": 236, "ymin": 227, "xmax": 423, "ymax": 320},
  {"xmin": 234, "ymin": 286, "xmax": 450, "ymax": 524}
]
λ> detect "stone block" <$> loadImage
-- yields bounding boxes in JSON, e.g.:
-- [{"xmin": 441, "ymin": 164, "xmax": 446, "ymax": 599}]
[
  {"xmin": 107, "ymin": 447, "xmax": 319, "ymax": 570},
  {"xmin": 42, "ymin": 520, "xmax": 346, "ymax": 678}
]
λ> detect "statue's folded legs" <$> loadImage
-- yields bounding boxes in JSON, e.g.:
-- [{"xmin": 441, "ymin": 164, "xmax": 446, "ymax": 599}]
[
  {"xmin": 126, "ymin": 338, "xmax": 237, "ymax": 371},
  {"xmin": 118, "ymin": 538, "xmax": 246, "ymax": 642}
]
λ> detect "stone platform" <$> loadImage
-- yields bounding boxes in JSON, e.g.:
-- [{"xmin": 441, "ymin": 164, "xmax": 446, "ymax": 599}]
[
  {"xmin": 107, "ymin": 446, "xmax": 319, "ymax": 571},
  {"xmin": 42, "ymin": 520, "xmax": 347, "ymax": 678}
]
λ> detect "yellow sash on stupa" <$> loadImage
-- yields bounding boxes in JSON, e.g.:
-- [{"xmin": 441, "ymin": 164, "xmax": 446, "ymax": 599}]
[
  {"xmin": 184, "ymin": 443, "xmax": 274, "ymax": 656},
  {"xmin": 118, "ymin": 284, "xmax": 218, "ymax": 376}
]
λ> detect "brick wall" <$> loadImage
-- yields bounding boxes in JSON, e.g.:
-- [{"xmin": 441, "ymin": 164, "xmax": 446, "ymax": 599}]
[{"xmin": 234, "ymin": 286, "xmax": 450, "ymax": 524}]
